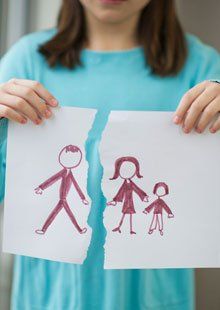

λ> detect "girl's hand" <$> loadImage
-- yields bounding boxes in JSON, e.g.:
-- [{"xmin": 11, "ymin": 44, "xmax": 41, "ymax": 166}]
[
  {"xmin": 168, "ymin": 213, "xmax": 174, "ymax": 218},
  {"xmin": 173, "ymin": 81, "xmax": 220, "ymax": 134},
  {"xmin": 0, "ymin": 79, "xmax": 58, "ymax": 125},
  {"xmin": 143, "ymin": 210, "xmax": 148, "ymax": 214},
  {"xmin": 35, "ymin": 187, "xmax": 43, "ymax": 195},
  {"xmin": 107, "ymin": 200, "xmax": 117, "ymax": 206}
]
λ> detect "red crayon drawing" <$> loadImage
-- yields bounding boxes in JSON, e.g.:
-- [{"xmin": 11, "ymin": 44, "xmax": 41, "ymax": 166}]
[
  {"xmin": 34, "ymin": 145, "xmax": 89, "ymax": 235},
  {"xmin": 107, "ymin": 157, "xmax": 149, "ymax": 235},
  {"xmin": 143, "ymin": 182, "xmax": 174, "ymax": 236}
]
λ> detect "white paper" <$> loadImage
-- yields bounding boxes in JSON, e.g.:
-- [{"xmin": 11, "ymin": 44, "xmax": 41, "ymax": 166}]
[
  {"xmin": 100, "ymin": 111, "xmax": 220, "ymax": 269},
  {"xmin": 3, "ymin": 107, "xmax": 96, "ymax": 264}
]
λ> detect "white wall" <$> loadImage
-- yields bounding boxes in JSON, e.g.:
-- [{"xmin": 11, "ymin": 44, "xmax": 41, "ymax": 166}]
[{"xmin": 28, "ymin": 0, "xmax": 61, "ymax": 32}]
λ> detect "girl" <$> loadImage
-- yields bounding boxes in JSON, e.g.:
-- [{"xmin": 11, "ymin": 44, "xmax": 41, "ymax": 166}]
[
  {"xmin": 0, "ymin": 0, "xmax": 220, "ymax": 309},
  {"xmin": 107, "ymin": 156, "xmax": 148, "ymax": 234},
  {"xmin": 143, "ymin": 182, "xmax": 174, "ymax": 236}
]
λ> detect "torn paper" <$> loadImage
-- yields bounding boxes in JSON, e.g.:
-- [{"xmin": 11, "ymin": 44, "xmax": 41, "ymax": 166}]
[
  {"xmin": 100, "ymin": 111, "xmax": 220, "ymax": 269},
  {"xmin": 3, "ymin": 107, "xmax": 96, "ymax": 264}
]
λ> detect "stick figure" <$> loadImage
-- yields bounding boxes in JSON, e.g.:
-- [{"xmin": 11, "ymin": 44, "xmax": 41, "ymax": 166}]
[
  {"xmin": 107, "ymin": 156, "xmax": 148, "ymax": 234},
  {"xmin": 34, "ymin": 145, "xmax": 89, "ymax": 235},
  {"xmin": 143, "ymin": 182, "xmax": 174, "ymax": 236}
]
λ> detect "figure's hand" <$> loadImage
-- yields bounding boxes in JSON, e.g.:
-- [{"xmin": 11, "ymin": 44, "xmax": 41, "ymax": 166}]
[
  {"xmin": 0, "ymin": 79, "xmax": 58, "ymax": 124},
  {"xmin": 82, "ymin": 199, "xmax": 89, "ymax": 205},
  {"xmin": 143, "ymin": 195, "xmax": 149, "ymax": 202},
  {"xmin": 143, "ymin": 210, "xmax": 148, "ymax": 214},
  {"xmin": 173, "ymin": 81, "xmax": 220, "ymax": 134},
  {"xmin": 35, "ymin": 187, "xmax": 43, "ymax": 195},
  {"xmin": 107, "ymin": 200, "xmax": 117, "ymax": 206},
  {"xmin": 168, "ymin": 213, "xmax": 174, "ymax": 218}
]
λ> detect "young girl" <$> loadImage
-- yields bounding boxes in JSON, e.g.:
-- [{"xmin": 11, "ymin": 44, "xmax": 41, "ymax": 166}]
[
  {"xmin": 143, "ymin": 182, "xmax": 174, "ymax": 236},
  {"xmin": 0, "ymin": 0, "xmax": 220, "ymax": 309},
  {"xmin": 107, "ymin": 156, "xmax": 148, "ymax": 234}
]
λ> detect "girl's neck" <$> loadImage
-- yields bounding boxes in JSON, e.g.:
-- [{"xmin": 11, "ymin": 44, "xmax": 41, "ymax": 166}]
[{"xmin": 84, "ymin": 11, "xmax": 140, "ymax": 51}]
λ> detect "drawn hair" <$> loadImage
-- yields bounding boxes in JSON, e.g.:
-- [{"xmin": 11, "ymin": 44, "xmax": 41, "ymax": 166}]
[
  {"xmin": 64, "ymin": 144, "xmax": 80, "ymax": 153},
  {"xmin": 153, "ymin": 182, "xmax": 169, "ymax": 195},
  {"xmin": 110, "ymin": 156, "xmax": 143, "ymax": 180}
]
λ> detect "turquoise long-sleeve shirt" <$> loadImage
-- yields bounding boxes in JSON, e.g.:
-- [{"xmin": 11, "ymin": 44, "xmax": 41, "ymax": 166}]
[{"xmin": 0, "ymin": 29, "xmax": 220, "ymax": 310}]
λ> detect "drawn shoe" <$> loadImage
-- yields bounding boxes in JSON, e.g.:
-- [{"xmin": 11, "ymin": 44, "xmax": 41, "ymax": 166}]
[
  {"xmin": 112, "ymin": 227, "xmax": 121, "ymax": 233},
  {"xmin": 159, "ymin": 230, "xmax": 163, "ymax": 236},
  {"xmin": 80, "ymin": 227, "xmax": 87, "ymax": 234},
  {"xmin": 130, "ymin": 231, "xmax": 136, "ymax": 235},
  {"xmin": 35, "ymin": 229, "xmax": 45, "ymax": 235},
  {"xmin": 148, "ymin": 229, "xmax": 154, "ymax": 235}
]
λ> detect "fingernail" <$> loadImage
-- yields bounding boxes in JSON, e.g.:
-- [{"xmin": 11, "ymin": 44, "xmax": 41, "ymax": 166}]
[
  {"xmin": 49, "ymin": 98, "xmax": 58, "ymax": 106},
  {"xmin": 210, "ymin": 127, "xmax": 216, "ymax": 133},
  {"xmin": 183, "ymin": 127, "xmax": 190, "ymax": 134},
  {"xmin": 35, "ymin": 118, "xmax": 42, "ymax": 125},
  {"xmin": 20, "ymin": 118, "xmax": 27, "ymax": 124},
  {"xmin": 44, "ymin": 109, "xmax": 52, "ymax": 118},
  {"xmin": 173, "ymin": 115, "xmax": 180, "ymax": 124}
]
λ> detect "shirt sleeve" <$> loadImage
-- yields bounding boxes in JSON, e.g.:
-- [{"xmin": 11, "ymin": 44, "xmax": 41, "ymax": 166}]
[
  {"xmin": 186, "ymin": 34, "xmax": 220, "ymax": 85},
  {"xmin": 0, "ymin": 35, "xmax": 33, "ymax": 203}
]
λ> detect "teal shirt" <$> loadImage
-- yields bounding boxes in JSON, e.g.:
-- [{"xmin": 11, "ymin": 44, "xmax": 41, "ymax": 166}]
[{"xmin": 1, "ymin": 29, "xmax": 220, "ymax": 310}]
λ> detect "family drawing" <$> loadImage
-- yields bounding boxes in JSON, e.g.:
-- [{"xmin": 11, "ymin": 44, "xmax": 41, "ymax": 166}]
[
  {"xmin": 34, "ymin": 146, "xmax": 173, "ymax": 237},
  {"xmin": 107, "ymin": 156, "xmax": 174, "ymax": 236}
]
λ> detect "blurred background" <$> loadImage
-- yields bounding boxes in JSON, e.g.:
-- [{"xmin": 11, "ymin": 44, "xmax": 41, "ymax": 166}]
[{"xmin": 0, "ymin": 0, "xmax": 220, "ymax": 309}]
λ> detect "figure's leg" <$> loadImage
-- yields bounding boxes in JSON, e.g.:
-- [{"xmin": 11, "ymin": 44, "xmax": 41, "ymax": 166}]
[
  {"xmin": 158, "ymin": 214, "xmax": 164, "ymax": 236},
  {"xmin": 148, "ymin": 214, "xmax": 156, "ymax": 234},
  {"xmin": 35, "ymin": 201, "xmax": 63, "ymax": 234},
  {"xmin": 130, "ymin": 214, "xmax": 136, "ymax": 234},
  {"xmin": 63, "ymin": 201, "xmax": 87, "ymax": 234},
  {"xmin": 112, "ymin": 214, "xmax": 126, "ymax": 233}
]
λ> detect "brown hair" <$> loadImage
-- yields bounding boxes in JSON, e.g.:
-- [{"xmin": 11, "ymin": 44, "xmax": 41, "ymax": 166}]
[{"xmin": 39, "ymin": 0, "xmax": 187, "ymax": 76}]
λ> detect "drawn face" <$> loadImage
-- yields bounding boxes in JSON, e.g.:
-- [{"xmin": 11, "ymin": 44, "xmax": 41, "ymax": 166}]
[
  {"xmin": 156, "ymin": 186, "xmax": 166, "ymax": 197},
  {"xmin": 119, "ymin": 161, "xmax": 136, "ymax": 179},
  {"xmin": 58, "ymin": 146, "xmax": 82, "ymax": 169}
]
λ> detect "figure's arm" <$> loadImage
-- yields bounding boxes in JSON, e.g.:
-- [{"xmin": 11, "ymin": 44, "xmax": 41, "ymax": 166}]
[
  {"xmin": 161, "ymin": 200, "xmax": 174, "ymax": 217},
  {"xmin": 70, "ymin": 173, "xmax": 87, "ymax": 202},
  {"xmin": 144, "ymin": 201, "xmax": 156, "ymax": 214},
  {"xmin": 107, "ymin": 183, "xmax": 126, "ymax": 206},
  {"xmin": 131, "ymin": 181, "xmax": 148, "ymax": 201},
  {"xmin": 113, "ymin": 183, "xmax": 126, "ymax": 203},
  {"xmin": 37, "ymin": 169, "xmax": 65, "ymax": 191}
]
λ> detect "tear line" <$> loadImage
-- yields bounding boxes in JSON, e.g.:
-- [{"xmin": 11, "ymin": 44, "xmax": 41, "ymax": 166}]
[{"xmin": 84, "ymin": 109, "xmax": 110, "ymax": 265}]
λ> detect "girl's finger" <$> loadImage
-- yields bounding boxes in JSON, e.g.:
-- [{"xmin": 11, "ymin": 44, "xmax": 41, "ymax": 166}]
[
  {"xmin": 209, "ymin": 113, "xmax": 220, "ymax": 133},
  {"xmin": 11, "ymin": 79, "xmax": 58, "ymax": 107},
  {"xmin": 3, "ymin": 82, "xmax": 51, "ymax": 118},
  {"xmin": 0, "ymin": 105, "xmax": 27, "ymax": 124},
  {"xmin": 174, "ymin": 81, "xmax": 207, "ymax": 124},
  {"xmin": 196, "ymin": 97, "xmax": 220, "ymax": 133},
  {"xmin": 182, "ymin": 87, "xmax": 217, "ymax": 133},
  {"xmin": 0, "ymin": 92, "xmax": 42, "ymax": 124}
]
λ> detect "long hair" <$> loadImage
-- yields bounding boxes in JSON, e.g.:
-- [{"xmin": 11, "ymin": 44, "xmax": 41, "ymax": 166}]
[
  {"xmin": 39, "ymin": 0, "xmax": 187, "ymax": 76},
  {"xmin": 110, "ymin": 156, "xmax": 143, "ymax": 180}
]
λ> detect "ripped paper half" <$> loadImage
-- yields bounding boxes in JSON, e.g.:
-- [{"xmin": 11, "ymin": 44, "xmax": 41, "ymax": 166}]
[
  {"xmin": 100, "ymin": 111, "xmax": 220, "ymax": 269},
  {"xmin": 3, "ymin": 107, "xmax": 96, "ymax": 264}
]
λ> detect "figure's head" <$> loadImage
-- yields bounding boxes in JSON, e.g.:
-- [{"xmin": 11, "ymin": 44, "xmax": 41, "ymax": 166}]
[
  {"xmin": 110, "ymin": 156, "xmax": 143, "ymax": 180},
  {"xmin": 58, "ymin": 145, "xmax": 82, "ymax": 168},
  {"xmin": 153, "ymin": 182, "xmax": 169, "ymax": 197}
]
